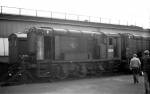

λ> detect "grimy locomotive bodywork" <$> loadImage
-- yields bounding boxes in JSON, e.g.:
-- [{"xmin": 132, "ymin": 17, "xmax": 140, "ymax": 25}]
[{"xmin": 7, "ymin": 27, "xmax": 150, "ymax": 81}]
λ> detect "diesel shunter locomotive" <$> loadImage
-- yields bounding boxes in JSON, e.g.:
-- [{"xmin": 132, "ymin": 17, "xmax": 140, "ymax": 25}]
[{"xmin": 5, "ymin": 27, "xmax": 150, "ymax": 83}]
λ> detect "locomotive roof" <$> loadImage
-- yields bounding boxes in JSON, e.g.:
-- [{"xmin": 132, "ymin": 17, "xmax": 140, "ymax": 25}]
[
  {"xmin": 27, "ymin": 27, "xmax": 150, "ymax": 38},
  {"xmin": 27, "ymin": 27, "xmax": 106, "ymax": 37}
]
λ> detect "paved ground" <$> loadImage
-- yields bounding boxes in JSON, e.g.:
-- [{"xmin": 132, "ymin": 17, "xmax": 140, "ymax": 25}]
[{"xmin": 0, "ymin": 75, "xmax": 145, "ymax": 94}]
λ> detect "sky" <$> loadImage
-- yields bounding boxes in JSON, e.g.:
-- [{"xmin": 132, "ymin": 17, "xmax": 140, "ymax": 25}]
[{"xmin": 1, "ymin": 0, "xmax": 150, "ymax": 28}]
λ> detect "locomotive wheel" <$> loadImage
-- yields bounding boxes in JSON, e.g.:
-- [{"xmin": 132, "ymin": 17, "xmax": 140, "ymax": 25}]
[
  {"xmin": 55, "ymin": 65, "xmax": 67, "ymax": 80},
  {"xmin": 95, "ymin": 64, "xmax": 104, "ymax": 76},
  {"xmin": 77, "ymin": 64, "xmax": 87, "ymax": 78},
  {"xmin": 67, "ymin": 63, "xmax": 79, "ymax": 78}
]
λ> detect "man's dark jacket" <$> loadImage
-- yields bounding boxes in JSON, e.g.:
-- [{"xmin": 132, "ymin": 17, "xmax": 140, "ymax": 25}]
[{"xmin": 142, "ymin": 55, "xmax": 150, "ymax": 72}]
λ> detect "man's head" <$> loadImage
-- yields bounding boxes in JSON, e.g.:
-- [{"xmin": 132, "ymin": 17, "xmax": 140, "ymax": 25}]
[
  {"xmin": 133, "ymin": 54, "xmax": 137, "ymax": 57},
  {"xmin": 144, "ymin": 50, "xmax": 149, "ymax": 55}
]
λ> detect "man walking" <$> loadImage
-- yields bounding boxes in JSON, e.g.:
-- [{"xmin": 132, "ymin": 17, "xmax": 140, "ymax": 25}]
[
  {"xmin": 143, "ymin": 50, "xmax": 150, "ymax": 94},
  {"xmin": 130, "ymin": 54, "xmax": 141, "ymax": 84}
]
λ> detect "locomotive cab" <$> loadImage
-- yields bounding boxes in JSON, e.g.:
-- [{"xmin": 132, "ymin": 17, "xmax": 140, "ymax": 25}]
[{"xmin": 9, "ymin": 33, "xmax": 28, "ymax": 63}]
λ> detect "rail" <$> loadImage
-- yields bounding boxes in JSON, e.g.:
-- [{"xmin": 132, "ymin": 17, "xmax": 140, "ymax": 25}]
[{"xmin": 0, "ymin": 6, "xmax": 137, "ymax": 26}]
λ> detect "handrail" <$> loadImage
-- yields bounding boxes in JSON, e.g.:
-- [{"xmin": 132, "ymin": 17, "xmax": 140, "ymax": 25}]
[{"xmin": 0, "ymin": 6, "xmax": 138, "ymax": 27}]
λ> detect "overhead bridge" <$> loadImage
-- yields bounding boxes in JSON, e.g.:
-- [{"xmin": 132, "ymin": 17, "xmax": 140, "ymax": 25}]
[
  {"xmin": 0, "ymin": 13, "xmax": 148, "ymax": 37},
  {"xmin": 0, "ymin": 6, "xmax": 148, "ymax": 37}
]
